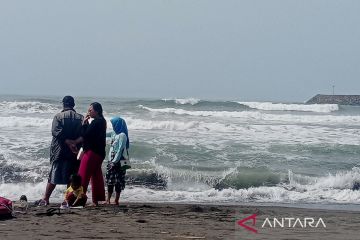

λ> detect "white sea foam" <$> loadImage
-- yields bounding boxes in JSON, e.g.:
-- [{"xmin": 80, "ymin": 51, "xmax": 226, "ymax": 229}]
[
  {"xmin": 0, "ymin": 101, "xmax": 59, "ymax": 114},
  {"xmin": 238, "ymin": 102, "xmax": 339, "ymax": 113},
  {"xmin": 1, "ymin": 168, "xmax": 360, "ymax": 204},
  {"xmin": 119, "ymin": 184, "xmax": 360, "ymax": 204},
  {"xmin": 162, "ymin": 98, "xmax": 201, "ymax": 105},
  {"xmin": 139, "ymin": 105, "xmax": 360, "ymax": 126},
  {"xmin": 125, "ymin": 117, "xmax": 200, "ymax": 131},
  {"xmin": 110, "ymin": 116, "xmax": 360, "ymax": 146},
  {"xmin": 0, "ymin": 180, "xmax": 66, "ymax": 202},
  {"xmin": 139, "ymin": 105, "xmax": 243, "ymax": 118},
  {"xmin": 122, "ymin": 168, "xmax": 360, "ymax": 204},
  {"xmin": 0, "ymin": 116, "xmax": 52, "ymax": 128},
  {"xmin": 290, "ymin": 167, "xmax": 360, "ymax": 190}
]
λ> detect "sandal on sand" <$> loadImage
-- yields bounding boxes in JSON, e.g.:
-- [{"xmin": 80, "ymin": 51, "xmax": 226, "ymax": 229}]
[
  {"xmin": 59, "ymin": 201, "xmax": 69, "ymax": 210},
  {"xmin": 35, "ymin": 208, "xmax": 61, "ymax": 216},
  {"xmin": 34, "ymin": 199, "xmax": 48, "ymax": 207}
]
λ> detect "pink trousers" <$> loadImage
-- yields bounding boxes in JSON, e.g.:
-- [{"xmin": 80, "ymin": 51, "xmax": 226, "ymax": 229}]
[{"xmin": 78, "ymin": 150, "xmax": 105, "ymax": 203}]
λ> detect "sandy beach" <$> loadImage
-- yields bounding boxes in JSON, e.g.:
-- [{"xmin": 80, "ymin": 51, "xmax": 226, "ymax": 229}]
[{"xmin": 0, "ymin": 202, "xmax": 359, "ymax": 240}]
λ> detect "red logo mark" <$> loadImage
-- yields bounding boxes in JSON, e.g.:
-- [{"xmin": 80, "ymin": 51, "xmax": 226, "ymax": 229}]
[{"xmin": 237, "ymin": 214, "xmax": 258, "ymax": 233}]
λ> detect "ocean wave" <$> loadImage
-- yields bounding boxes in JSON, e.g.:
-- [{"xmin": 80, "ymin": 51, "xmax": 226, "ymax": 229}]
[
  {"xmin": 2, "ymin": 168, "xmax": 360, "ymax": 204},
  {"xmin": 130, "ymin": 163, "xmax": 360, "ymax": 192},
  {"xmin": 0, "ymin": 180, "xmax": 66, "ymax": 202},
  {"xmin": 135, "ymin": 159, "xmax": 221, "ymax": 188},
  {"xmin": 124, "ymin": 117, "xmax": 201, "ymax": 131},
  {"xmin": 138, "ymin": 105, "xmax": 255, "ymax": 118},
  {"xmin": 119, "ymin": 118, "xmax": 360, "ymax": 146},
  {"xmin": 238, "ymin": 102, "xmax": 339, "ymax": 113},
  {"xmin": 1, "ymin": 182, "xmax": 358, "ymax": 204},
  {"xmin": 120, "ymin": 185, "xmax": 360, "ymax": 204},
  {"xmin": 0, "ymin": 116, "xmax": 52, "ymax": 128},
  {"xmin": 0, "ymin": 101, "xmax": 59, "ymax": 114},
  {"xmin": 215, "ymin": 167, "xmax": 281, "ymax": 190},
  {"xmin": 288, "ymin": 167, "xmax": 360, "ymax": 190},
  {"xmin": 138, "ymin": 105, "xmax": 360, "ymax": 125},
  {"xmin": 122, "ymin": 167, "xmax": 360, "ymax": 204},
  {"xmin": 124, "ymin": 117, "xmax": 246, "ymax": 133},
  {"xmin": 162, "ymin": 98, "xmax": 201, "ymax": 105},
  {"xmin": 131, "ymin": 161, "xmax": 282, "ymax": 191},
  {"xmin": 128, "ymin": 99, "xmax": 249, "ymax": 112}
]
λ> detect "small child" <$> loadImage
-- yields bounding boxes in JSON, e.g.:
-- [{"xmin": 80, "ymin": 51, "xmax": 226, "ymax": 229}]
[
  {"xmin": 62, "ymin": 174, "xmax": 87, "ymax": 208},
  {"xmin": 105, "ymin": 117, "xmax": 130, "ymax": 205}
]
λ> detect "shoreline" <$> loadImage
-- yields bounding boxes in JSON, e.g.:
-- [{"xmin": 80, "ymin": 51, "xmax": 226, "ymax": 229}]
[
  {"xmin": 16, "ymin": 195, "xmax": 360, "ymax": 212},
  {"xmin": 24, "ymin": 197, "xmax": 360, "ymax": 212},
  {"xmin": 1, "ymin": 202, "xmax": 359, "ymax": 239}
]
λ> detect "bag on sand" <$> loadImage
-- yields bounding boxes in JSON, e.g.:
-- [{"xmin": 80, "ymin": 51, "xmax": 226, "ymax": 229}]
[{"xmin": 0, "ymin": 197, "xmax": 13, "ymax": 217}]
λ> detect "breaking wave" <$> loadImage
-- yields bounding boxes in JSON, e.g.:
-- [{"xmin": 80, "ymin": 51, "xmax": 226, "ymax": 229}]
[
  {"xmin": 138, "ymin": 105, "xmax": 360, "ymax": 125},
  {"xmin": 0, "ymin": 116, "xmax": 52, "ymax": 128},
  {"xmin": 2, "ymin": 167, "xmax": 360, "ymax": 204},
  {"xmin": 0, "ymin": 101, "xmax": 59, "ymax": 114},
  {"xmin": 238, "ymin": 102, "xmax": 339, "ymax": 113},
  {"xmin": 162, "ymin": 98, "xmax": 201, "ymax": 105}
]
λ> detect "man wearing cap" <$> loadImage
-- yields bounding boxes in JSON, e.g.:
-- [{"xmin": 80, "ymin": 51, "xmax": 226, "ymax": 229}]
[{"xmin": 37, "ymin": 96, "xmax": 84, "ymax": 206}]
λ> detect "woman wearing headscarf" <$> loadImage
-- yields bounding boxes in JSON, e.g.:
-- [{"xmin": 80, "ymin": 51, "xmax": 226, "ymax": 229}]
[
  {"xmin": 105, "ymin": 117, "xmax": 130, "ymax": 205},
  {"xmin": 73, "ymin": 102, "xmax": 107, "ymax": 206}
]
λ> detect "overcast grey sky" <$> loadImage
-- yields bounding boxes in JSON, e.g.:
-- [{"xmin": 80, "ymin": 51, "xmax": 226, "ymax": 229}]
[{"xmin": 0, "ymin": 0, "xmax": 359, "ymax": 102}]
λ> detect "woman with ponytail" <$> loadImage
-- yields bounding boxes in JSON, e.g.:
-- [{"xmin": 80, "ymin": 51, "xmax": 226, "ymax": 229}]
[{"xmin": 72, "ymin": 102, "xmax": 106, "ymax": 206}]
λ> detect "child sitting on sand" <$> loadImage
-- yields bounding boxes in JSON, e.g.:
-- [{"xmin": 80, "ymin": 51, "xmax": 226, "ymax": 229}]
[
  {"xmin": 61, "ymin": 174, "xmax": 87, "ymax": 208},
  {"xmin": 105, "ymin": 117, "xmax": 130, "ymax": 205}
]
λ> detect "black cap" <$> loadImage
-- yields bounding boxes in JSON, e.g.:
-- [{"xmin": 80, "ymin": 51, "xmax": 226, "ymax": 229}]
[{"xmin": 62, "ymin": 96, "xmax": 75, "ymax": 108}]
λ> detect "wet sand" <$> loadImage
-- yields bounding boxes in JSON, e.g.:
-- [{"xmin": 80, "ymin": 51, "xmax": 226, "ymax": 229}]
[{"xmin": 0, "ymin": 202, "xmax": 359, "ymax": 240}]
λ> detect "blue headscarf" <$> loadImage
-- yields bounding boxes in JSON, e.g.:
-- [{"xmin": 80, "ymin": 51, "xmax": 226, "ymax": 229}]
[{"xmin": 110, "ymin": 117, "xmax": 130, "ymax": 149}]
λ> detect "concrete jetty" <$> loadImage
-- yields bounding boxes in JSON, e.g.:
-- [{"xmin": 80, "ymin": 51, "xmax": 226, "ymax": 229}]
[{"xmin": 306, "ymin": 94, "xmax": 360, "ymax": 105}]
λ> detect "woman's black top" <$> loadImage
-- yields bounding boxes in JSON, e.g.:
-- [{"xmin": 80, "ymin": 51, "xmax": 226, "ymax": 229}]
[{"xmin": 81, "ymin": 117, "xmax": 106, "ymax": 159}]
